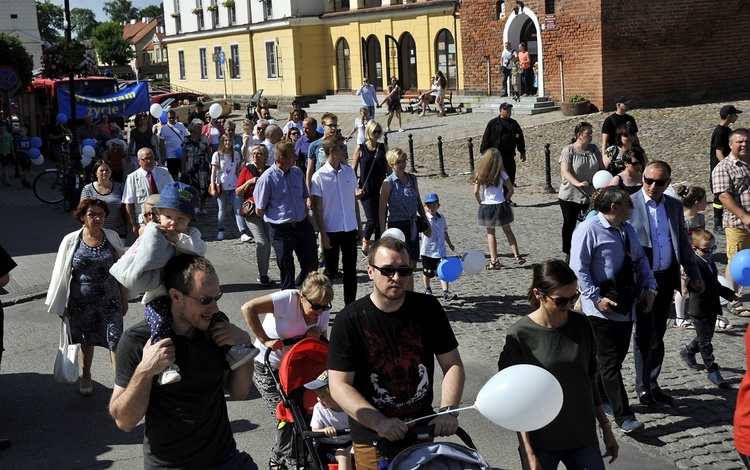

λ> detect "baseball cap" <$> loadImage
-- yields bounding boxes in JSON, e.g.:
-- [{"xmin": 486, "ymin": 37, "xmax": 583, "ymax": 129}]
[
  {"xmin": 195, "ymin": 101, "xmax": 205, "ymax": 108},
  {"xmin": 615, "ymin": 96, "xmax": 633, "ymax": 105},
  {"xmin": 304, "ymin": 370, "xmax": 328, "ymax": 390},
  {"xmin": 500, "ymin": 103, "xmax": 513, "ymax": 110},
  {"xmin": 720, "ymin": 105, "xmax": 742, "ymax": 118},
  {"xmin": 424, "ymin": 193, "xmax": 439, "ymax": 203}
]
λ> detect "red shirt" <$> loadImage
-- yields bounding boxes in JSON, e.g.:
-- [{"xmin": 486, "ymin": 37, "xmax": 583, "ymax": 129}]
[{"xmin": 735, "ymin": 329, "xmax": 750, "ymax": 454}]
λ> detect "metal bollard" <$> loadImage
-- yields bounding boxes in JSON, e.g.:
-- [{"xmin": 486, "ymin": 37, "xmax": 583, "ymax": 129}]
[
  {"xmin": 437, "ymin": 136, "xmax": 447, "ymax": 177},
  {"xmin": 544, "ymin": 143, "xmax": 553, "ymax": 192},
  {"xmin": 408, "ymin": 134, "xmax": 416, "ymax": 173},
  {"xmin": 467, "ymin": 137, "xmax": 475, "ymax": 174}
]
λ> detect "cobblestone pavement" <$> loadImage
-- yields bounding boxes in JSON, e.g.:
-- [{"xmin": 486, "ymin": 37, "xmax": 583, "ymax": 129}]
[{"xmin": 4, "ymin": 96, "xmax": 750, "ymax": 468}]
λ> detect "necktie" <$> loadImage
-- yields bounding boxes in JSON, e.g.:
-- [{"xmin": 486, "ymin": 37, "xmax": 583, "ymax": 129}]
[{"xmin": 147, "ymin": 171, "xmax": 158, "ymax": 195}]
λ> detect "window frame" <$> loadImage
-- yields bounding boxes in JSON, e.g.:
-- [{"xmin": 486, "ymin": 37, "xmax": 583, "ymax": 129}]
[{"xmin": 265, "ymin": 40, "xmax": 278, "ymax": 79}]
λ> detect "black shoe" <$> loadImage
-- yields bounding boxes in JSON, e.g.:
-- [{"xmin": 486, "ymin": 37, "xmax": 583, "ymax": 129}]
[
  {"xmin": 638, "ymin": 391, "xmax": 657, "ymax": 407},
  {"xmin": 651, "ymin": 387, "xmax": 675, "ymax": 406},
  {"xmin": 707, "ymin": 369, "xmax": 730, "ymax": 389},
  {"xmin": 680, "ymin": 348, "xmax": 704, "ymax": 371}
]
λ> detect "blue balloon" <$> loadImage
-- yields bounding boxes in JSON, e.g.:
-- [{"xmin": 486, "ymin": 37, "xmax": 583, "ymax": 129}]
[
  {"xmin": 30, "ymin": 137, "xmax": 43, "ymax": 149},
  {"xmin": 28, "ymin": 148, "xmax": 40, "ymax": 160},
  {"xmin": 437, "ymin": 257, "xmax": 463, "ymax": 283},
  {"xmin": 56, "ymin": 113, "xmax": 68, "ymax": 125},
  {"xmin": 82, "ymin": 138, "xmax": 96, "ymax": 148},
  {"xmin": 175, "ymin": 147, "xmax": 183, "ymax": 158},
  {"xmin": 160, "ymin": 110, "xmax": 168, "ymax": 124},
  {"xmin": 730, "ymin": 249, "xmax": 750, "ymax": 287}
]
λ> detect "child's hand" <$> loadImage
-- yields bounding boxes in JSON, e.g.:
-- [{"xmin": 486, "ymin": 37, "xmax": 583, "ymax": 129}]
[
  {"xmin": 448, "ymin": 243, "xmax": 455, "ymax": 252},
  {"xmin": 324, "ymin": 426, "xmax": 336, "ymax": 438},
  {"xmin": 157, "ymin": 224, "xmax": 180, "ymax": 244}
]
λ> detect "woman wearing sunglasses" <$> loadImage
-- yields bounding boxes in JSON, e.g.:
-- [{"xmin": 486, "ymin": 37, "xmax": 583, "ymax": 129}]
[
  {"xmin": 498, "ymin": 259, "xmax": 618, "ymax": 470},
  {"xmin": 352, "ymin": 120, "xmax": 389, "ymax": 257},
  {"xmin": 608, "ymin": 147, "xmax": 645, "ymax": 195},
  {"xmin": 241, "ymin": 271, "xmax": 334, "ymax": 470}
]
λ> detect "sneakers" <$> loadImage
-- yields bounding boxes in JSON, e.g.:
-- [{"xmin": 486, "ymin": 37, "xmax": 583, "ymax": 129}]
[
  {"xmin": 707, "ymin": 369, "xmax": 730, "ymax": 389},
  {"xmin": 602, "ymin": 402, "xmax": 614, "ymax": 417},
  {"xmin": 258, "ymin": 276, "xmax": 274, "ymax": 287},
  {"xmin": 419, "ymin": 111, "xmax": 425, "ymax": 117},
  {"xmin": 240, "ymin": 233, "xmax": 255, "ymax": 243},
  {"xmin": 618, "ymin": 417, "xmax": 644, "ymax": 433},
  {"xmin": 217, "ymin": 230, "xmax": 225, "ymax": 241},
  {"xmin": 424, "ymin": 287, "xmax": 433, "ymax": 296},
  {"xmin": 679, "ymin": 348, "xmax": 704, "ymax": 371},
  {"xmin": 443, "ymin": 290, "xmax": 457, "ymax": 302},
  {"xmin": 158, "ymin": 364, "xmax": 181, "ymax": 386},
  {"xmin": 226, "ymin": 345, "xmax": 260, "ymax": 370},
  {"xmin": 672, "ymin": 318, "xmax": 694, "ymax": 329},
  {"xmin": 385, "ymin": 127, "xmax": 390, "ymax": 132}
]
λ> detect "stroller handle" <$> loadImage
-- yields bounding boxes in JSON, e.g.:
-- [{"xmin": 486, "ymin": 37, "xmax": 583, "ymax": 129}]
[
  {"xmin": 301, "ymin": 428, "xmax": 351, "ymax": 440},
  {"xmin": 262, "ymin": 335, "xmax": 307, "ymax": 364},
  {"xmin": 376, "ymin": 425, "xmax": 476, "ymax": 450}
]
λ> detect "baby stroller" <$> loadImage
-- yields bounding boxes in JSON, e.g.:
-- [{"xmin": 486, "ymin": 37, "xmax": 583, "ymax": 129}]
[
  {"xmin": 267, "ymin": 337, "xmax": 333, "ymax": 470},
  {"xmin": 374, "ymin": 425, "xmax": 490, "ymax": 469}
]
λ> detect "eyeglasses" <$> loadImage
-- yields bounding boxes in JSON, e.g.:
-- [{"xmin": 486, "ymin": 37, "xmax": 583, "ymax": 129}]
[
  {"xmin": 373, "ymin": 129, "xmax": 383, "ymax": 135},
  {"xmin": 693, "ymin": 245, "xmax": 718, "ymax": 253},
  {"xmin": 643, "ymin": 177, "xmax": 669, "ymax": 187},
  {"xmin": 540, "ymin": 291, "xmax": 580, "ymax": 308},
  {"xmin": 86, "ymin": 212, "xmax": 105, "ymax": 219},
  {"xmin": 304, "ymin": 297, "xmax": 332, "ymax": 311},
  {"xmin": 616, "ymin": 201, "xmax": 634, "ymax": 208},
  {"xmin": 370, "ymin": 264, "xmax": 414, "ymax": 277},
  {"xmin": 182, "ymin": 291, "xmax": 223, "ymax": 305}
]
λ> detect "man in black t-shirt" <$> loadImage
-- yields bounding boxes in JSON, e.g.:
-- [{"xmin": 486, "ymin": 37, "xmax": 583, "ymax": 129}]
[
  {"xmin": 710, "ymin": 105, "xmax": 742, "ymax": 228},
  {"xmin": 109, "ymin": 255, "xmax": 257, "ymax": 469},
  {"xmin": 601, "ymin": 97, "xmax": 639, "ymax": 150},
  {"xmin": 480, "ymin": 103, "xmax": 526, "ymax": 205},
  {"xmin": 188, "ymin": 101, "xmax": 206, "ymax": 123},
  {"xmin": 328, "ymin": 237, "xmax": 465, "ymax": 470}
]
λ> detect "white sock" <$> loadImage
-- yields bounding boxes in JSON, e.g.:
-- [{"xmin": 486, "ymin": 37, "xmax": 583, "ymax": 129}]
[{"xmin": 674, "ymin": 290, "xmax": 687, "ymax": 320}]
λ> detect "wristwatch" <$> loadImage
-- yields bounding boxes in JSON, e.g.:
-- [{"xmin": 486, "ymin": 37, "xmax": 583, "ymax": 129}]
[{"xmin": 439, "ymin": 405, "xmax": 459, "ymax": 417}]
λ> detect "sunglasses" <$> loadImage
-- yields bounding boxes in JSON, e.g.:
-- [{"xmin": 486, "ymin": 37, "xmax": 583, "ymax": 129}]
[
  {"xmin": 370, "ymin": 264, "xmax": 414, "ymax": 277},
  {"xmin": 540, "ymin": 291, "xmax": 580, "ymax": 308},
  {"xmin": 144, "ymin": 211, "xmax": 157, "ymax": 218},
  {"xmin": 86, "ymin": 212, "xmax": 105, "ymax": 219},
  {"xmin": 305, "ymin": 297, "xmax": 332, "ymax": 311},
  {"xmin": 693, "ymin": 245, "xmax": 718, "ymax": 253},
  {"xmin": 183, "ymin": 291, "xmax": 223, "ymax": 305},
  {"xmin": 616, "ymin": 201, "xmax": 634, "ymax": 208},
  {"xmin": 373, "ymin": 129, "xmax": 383, "ymax": 135},
  {"xmin": 627, "ymin": 161, "xmax": 643, "ymax": 167},
  {"xmin": 643, "ymin": 177, "xmax": 668, "ymax": 187}
]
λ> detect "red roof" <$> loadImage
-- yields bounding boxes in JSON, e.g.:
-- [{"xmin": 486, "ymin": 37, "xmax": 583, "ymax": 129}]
[{"xmin": 123, "ymin": 19, "xmax": 158, "ymax": 45}]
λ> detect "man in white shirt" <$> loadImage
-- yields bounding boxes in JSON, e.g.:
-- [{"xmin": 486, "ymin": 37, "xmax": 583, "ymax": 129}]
[
  {"xmin": 159, "ymin": 110, "xmax": 188, "ymax": 181},
  {"xmin": 264, "ymin": 124, "xmax": 283, "ymax": 167},
  {"xmin": 122, "ymin": 148, "xmax": 175, "ymax": 236},
  {"xmin": 311, "ymin": 135, "xmax": 362, "ymax": 305},
  {"xmin": 501, "ymin": 42, "xmax": 517, "ymax": 97}
]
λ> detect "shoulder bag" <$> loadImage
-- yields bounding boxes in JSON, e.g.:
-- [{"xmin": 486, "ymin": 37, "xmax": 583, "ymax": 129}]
[{"xmin": 53, "ymin": 318, "xmax": 81, "ymax": 385}]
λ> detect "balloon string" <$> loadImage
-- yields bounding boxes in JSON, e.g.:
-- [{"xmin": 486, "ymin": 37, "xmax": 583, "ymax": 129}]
[{"xmin": 404, "ymin": 405, "xmax": 477, "ymax": 425}]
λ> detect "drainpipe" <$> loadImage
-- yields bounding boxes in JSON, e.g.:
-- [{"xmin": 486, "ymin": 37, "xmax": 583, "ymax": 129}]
[
  {"xmin": 484, "ymin": 55, "xmax": 491, "ymax": 96},
  {"xmin": 557, "ymin": 53, "xmax": 564, "ymax": 102}
]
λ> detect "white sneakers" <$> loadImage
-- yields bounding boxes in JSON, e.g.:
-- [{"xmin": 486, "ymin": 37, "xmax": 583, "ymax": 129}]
[
  {"xmin": 240, "ymin": 233, "xmax": 254, "ymax": 243},
  {"xmin": 217, "ymin": 231, "xmax": 225, "ymax": 241},
  {"xmin": 158, "ymin": 365, "xmax": 181, "ymax": 386}
]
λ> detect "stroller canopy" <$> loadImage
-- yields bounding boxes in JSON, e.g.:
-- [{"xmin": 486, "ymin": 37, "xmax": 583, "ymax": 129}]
[{"xmin": 388, "ymin": 442, "xmax": 492, "ymax": 470}]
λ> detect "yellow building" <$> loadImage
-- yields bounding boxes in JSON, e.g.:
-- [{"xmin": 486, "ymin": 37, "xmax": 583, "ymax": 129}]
[{"xmin": 163, "ymin": 0, "xmax": 461, "ymax": 101}]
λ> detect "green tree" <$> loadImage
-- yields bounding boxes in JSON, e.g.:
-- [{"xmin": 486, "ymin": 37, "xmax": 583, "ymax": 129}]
[
  {"xmin": 70, "ymin": 8, "xmax": 100, "ymax": 40},
  {"xmin": 103, "ymin": 0, "xmax": 141, "ymax": 23},
  {"xmin": 90, "ymin": 22, "xmax": 134, "ymax": 66},
  {"xmin": 140, "ymin": 4, "xmax": 164, "ymax": 19},
  {"xmin": 0, "ymin": 33, "xmax": 34, "ymax": 90},
  {"xmin": 36, "ymin": 0, "xmax": 64, "ymax": 44}
]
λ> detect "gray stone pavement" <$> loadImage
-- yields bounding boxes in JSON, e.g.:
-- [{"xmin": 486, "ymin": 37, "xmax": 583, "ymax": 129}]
[{"xmin": 3, "ymin": 98, "xmax": 750, "ymax": 467}]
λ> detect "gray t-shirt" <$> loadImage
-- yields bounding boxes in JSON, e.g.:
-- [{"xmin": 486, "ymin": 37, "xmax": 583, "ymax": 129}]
[{"xmin": 557, "ymin": 144, "xmax": 602, "ymax": 204}]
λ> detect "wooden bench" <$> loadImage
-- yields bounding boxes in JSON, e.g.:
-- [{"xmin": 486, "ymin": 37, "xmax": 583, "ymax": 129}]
[{"xmin": 400, "ymin": 90, "xmax": 460, "ymax": 114}]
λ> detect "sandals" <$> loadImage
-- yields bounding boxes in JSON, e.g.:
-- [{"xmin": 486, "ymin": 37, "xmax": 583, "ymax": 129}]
[
  {"xmin": 515, "ymin": 256, "xmax": 526, "ymax": 265},
  {"xmin": 716, "ymin": 316, "xmax": 734, "ymax": 331},
  {"xmin": 728, "ymin": 300, "xmax": 750, "ymax": 317},
  {"xmin": 269, "ymin": 458, "xmax": 287, "ymax": 470},
  {"xmin": 485, "ymin": 260, "xmax": 501, "ymax": 270},
  {"xmin": 672, "ymin": 318, "xmax": 694, "ymax": 329}
]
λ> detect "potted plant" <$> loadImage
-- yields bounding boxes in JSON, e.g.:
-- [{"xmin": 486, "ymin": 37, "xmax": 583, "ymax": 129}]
[
  {"xmin": 560, "ymin": 93, "xmax": 590, "ymax": 116},
  {"xmin": 170, "ymin": 12, "xmax": 181, "ymax": 18},
  {"xmin": 207, "ymin": 3, "xmax": 218, "ymax": 11},
  {"xmin": 222, "ymin": 0, "xmax": 235, "ymax": 7},
  {"xmin": 192, "ymin": 7, "xmax": 203, "ymax": 14}
]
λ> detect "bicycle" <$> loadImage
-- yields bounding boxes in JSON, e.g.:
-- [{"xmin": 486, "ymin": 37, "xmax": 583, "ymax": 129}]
[{"xmin": 33, "ymin": 152, "xmax": 87, "ymax": 212}]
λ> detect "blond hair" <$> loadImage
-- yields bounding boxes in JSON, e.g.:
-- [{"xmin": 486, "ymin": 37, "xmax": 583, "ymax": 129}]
[
  {"xmin": 474, "ymin": 148, "xmax": 506, "ymax": 187},
  {"xmin": 386, "ymin": 148, "xmax": 407, "ymax": 165},
  {"xmin": 299, "ymin": 272, "xmax": 334, "ymax": 305}
]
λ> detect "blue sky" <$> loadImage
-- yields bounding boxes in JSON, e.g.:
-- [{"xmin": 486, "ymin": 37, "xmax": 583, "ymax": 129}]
[{"xmin": 48, "ymin": 0, "xmax": 161, "ymax": 23}]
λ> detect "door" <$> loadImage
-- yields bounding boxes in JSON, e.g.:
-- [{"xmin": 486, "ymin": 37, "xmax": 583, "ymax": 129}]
[{"xmin": 336, "ymin": 38, "xmax": 352, "ymax": 92}]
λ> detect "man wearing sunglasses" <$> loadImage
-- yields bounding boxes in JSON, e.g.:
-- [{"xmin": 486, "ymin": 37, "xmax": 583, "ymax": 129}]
[
  {"xmin": 570, "ymin": 186, "xmax": 657, "ymax": 433},
  {"xmin": 110, "ymin": 255, "xmax": 258, "ymax": 469},
  {"xmin": 629, "ymin": 160, "xmax": 703, "ymax": 409},
  {"xmin": 328, "ymin": 236, "xmax": 465, "ymax": 469}
]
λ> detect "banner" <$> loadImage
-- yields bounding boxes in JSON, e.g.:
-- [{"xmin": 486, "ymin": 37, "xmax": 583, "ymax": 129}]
[{"xmin": 57, "ymin": 82, "xmax": 150, "ymax": 120}]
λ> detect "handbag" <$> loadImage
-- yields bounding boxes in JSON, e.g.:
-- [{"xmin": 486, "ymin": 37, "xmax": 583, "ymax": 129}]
[
  {"xmin": 416, "ymin": 214, "xmax": 430, "ymax": 233},
  {"xmin": 597, "ymin": 233, "xmax": 637, "ymax": 315},
  {"xmin": 240, "ymin": 199, "xmax": 256, "ymax": 217},
  {"xmin": 53, "ymin": 318, "xmax": 81, "ymax": 385},
  {"xmin": 209, "ymin": 181, "xmax": 222, "ymax": 196}
]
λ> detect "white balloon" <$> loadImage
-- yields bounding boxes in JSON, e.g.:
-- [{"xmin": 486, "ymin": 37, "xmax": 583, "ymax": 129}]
[
  {"xmin": 381, "ymin": 228, "xmax": 406, "ymax": 242},
  {"xmin": 592, "ymin": 170, "xmax": 614, "ymax": 189},
  {"xmin": 80, "ymin": 154, "xmax": 92, "ymax": 167},
  {"xmin": 462, "ymin": 250, "xmax": 486, "ymax": 275},
  {"xmin": 718, "ymin": 275, "xmax": 733, "ymax": 306},
  {"xmin": 475, "ymin": 365, "xmax": 563, "ymax": 432},
  {"xmin": 81, "ymin": 145, "xmax": 96, "ymax": 159},
  {"xmin": 268, "ymin": 118, "xmax": 278, "ymax": 126},
  {"xmin": 150, "ymin": 103, "xmax": 163, "ymax": 119},
  {"xmin": 209, "ymin": 103, "xmax": 223, "ymax": 119},
  {"xmin": 31, "ymin": 155, "xmax": 44, "ymax": 166}
]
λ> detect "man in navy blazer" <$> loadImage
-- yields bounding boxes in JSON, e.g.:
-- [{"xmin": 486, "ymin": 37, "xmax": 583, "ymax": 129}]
[{"xmin": 628, "ymin": 160, "xmax": 704, "ymax": 407}]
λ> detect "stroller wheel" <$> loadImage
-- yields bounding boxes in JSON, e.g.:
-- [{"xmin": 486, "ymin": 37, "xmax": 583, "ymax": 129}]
[{"xmin": 268, "ymin": 458, "xmax": 287, "ymax": 470}]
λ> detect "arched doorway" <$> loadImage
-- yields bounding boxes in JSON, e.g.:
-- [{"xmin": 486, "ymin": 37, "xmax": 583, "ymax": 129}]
[
  {"xmin": 434, "ymin": 29, "xmax": 457, "ymax": 89},
  {"xmin": 504, "ymin": 8, "xmax": 544, "ymax": 96},
  {"xmin": 399, "ymin": 32, "xmax": 417, "ymax": 90},
  {"xmin": 386, "ymin": 35, "xmax": 399, "ymax": 87},
  {"xmin": 336, "ymin": 38, "xmax": 352, "ymax": 92},
  {"xmin": 362, "ymin": 35, "xmax": 383, "ymax": 90}
]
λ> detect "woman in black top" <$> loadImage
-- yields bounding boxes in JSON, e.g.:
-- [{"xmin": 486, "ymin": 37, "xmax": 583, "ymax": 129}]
[
  {"xmin": 128, "ymin": 113, "xmax": 155, "ymax": 162},
  {"xmin": 351, "ymin": 120, "xmax": 389, "ymax": 256}
]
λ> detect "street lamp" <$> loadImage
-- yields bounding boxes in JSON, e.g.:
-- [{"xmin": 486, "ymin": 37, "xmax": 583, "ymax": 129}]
[{"xmin": 63, "ymin": 0, "xmax": 80, "ymax": 160}]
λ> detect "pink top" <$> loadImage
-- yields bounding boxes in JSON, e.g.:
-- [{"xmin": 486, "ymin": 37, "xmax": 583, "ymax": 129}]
[{"xmin": 519, "ymin": 51, "xmax": 531, "ymax": 69}]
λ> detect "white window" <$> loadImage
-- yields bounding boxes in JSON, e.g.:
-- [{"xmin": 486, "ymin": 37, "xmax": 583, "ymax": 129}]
[
  {"xmin": 210, "ymin": 0, "xmax": 219, "ymax": 27},
  {"xmin": 264, "ymin": 0, "xmax": 273, "ymax": 20},
  {"xmin": 199, "ymin": 48, "xmax": 208, "ymax": 79},
  {"xmin": 178, "ymin": 50, "xmax": 186, "ymax": 80},
  {"xmin": 214, "ymin": 46, "xmax": 224, "ymax": 79},
  {"xmin": 230, "ymin": 44, "xmax": 241, "ymax": 79},
  {"xmin": 228, "ymin": 5, "xmax": 236, "ymax": 25},
  {"xmin": 265, "ymin": 40, "xmax": 277, "ymax": 78}
]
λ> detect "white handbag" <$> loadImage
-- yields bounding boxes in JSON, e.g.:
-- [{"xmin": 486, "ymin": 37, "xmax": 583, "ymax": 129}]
[{"xmin": 53, "ymin": 318, "xmax": 81, "ymax": 385}]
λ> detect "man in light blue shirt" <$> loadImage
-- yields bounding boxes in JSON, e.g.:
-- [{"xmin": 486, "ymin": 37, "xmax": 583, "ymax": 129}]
[
  {"xmin": 356, "ymin": 77, "xmax": 379, "ymax": 120},
  {"xmin": 254, "ymin": 141, "xmax": 317, "ymax": 289},
  {"xmin": 570, "ymin": 187, "xmax": 656, "ymax": 434}
]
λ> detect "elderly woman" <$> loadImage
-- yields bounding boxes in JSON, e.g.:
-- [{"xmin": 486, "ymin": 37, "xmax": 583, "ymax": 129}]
[
  {"xmin": 242, "ymin": 272, "xmax": 333, "ymax": 470},
  {"xmin": 182, "ymin": 119, "xmax": 212, "ymax": 215},
  {"xmin": 352, "ymin": 120, "xmax": 389, "ymax": 256},
  {"xmin": 558, "ymin": 122, "xmax": 603, "ymax": 261},
  {"xmin": 236, "ymin": 145, "xmax": 274, "ymax": 285},
  {"xmin": 210, "ymin": 134, "xmax": 248, "ymax": 241},
  {"xmin": 80, "ymin": 160, "xmax": 127, "ymax": 238},
  {"xmin": 498, "ymin": 260, "xmax": 618, "ymax": 470},
  {"xmin": 379, "ymin": 148, "xmax": 430, "ymax": 291},
  {"xmin": 603, "ymin": 123, "xmax": 641, "ymax": 175},
  {"xmin": 45, "ymin": 198, "xmax": 128, "ymax": 396},
  {"xmin": 608, "ymin": 148, "xmax": 645, "ymax": 195}
]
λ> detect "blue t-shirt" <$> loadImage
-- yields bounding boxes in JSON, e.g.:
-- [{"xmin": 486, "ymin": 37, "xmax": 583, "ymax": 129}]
[{"xmin": 15, "ymin": 137, "xmax": 31, "ymax": 158}]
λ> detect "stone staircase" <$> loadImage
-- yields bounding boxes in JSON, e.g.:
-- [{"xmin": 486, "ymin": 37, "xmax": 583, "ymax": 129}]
[{"xmin": 304, "ymin": 93, "xmax": 559, "ymax": 116}]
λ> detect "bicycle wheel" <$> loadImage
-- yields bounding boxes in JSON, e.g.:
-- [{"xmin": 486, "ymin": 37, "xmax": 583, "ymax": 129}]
[{"xmin": 33, "ymin": 169, "xmax": 64, "ymax": 204}]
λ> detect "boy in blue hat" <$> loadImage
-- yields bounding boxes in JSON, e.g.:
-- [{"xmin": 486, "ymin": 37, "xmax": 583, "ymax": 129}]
[
  {"xmin": 420, "ymin": 192, "xmax": 458, "ymax": 302},
  {"xmin": 111, "ymin": 182, "xmax": 258, "ymax": 385}
]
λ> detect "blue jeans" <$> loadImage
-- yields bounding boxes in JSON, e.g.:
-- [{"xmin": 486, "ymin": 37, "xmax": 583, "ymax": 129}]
[
  {"xmin": 534, "ymin": 443, "xmax": 605, "ymax": 470},
  {"xmin": 216, "ymin": 188, "xmax": 247, "ymax": 234},
  {"xmin": 268, "ymin": 219, "xmax": 318, "ymax": 290}
]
